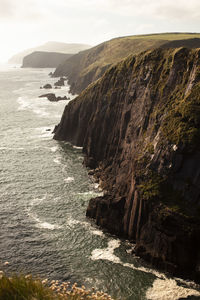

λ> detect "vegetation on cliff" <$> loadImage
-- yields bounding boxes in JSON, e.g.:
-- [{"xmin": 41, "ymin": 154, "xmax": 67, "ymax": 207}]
[
  {"xmin": 54, "ymin": 33, "xmax": 200, "ymax": 94},
  {"xmin": 0, "ymin": 273, "xmax": 113, "ymax": 300},
  {"xmin": 54, "ymin": 46, "xmax": 200, "ymax": 280}
]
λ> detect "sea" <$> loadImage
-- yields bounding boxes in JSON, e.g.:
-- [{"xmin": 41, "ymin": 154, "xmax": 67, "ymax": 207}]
[{"xmin": 0, "ymin": 64, "xmax": 200, "ymax": 300}]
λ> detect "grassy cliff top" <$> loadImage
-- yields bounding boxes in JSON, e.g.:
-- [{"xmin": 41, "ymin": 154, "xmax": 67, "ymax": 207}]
[{"xmin": 54, "ymin": 32, "xmax": 200, "ymax": 94}]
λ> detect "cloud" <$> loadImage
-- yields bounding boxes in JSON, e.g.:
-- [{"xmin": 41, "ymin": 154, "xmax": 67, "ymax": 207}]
[
  {"xmin": 101, "ymin": 0, "xmax": 200, "ymax": 21},
  {"xmin": 0, "ymin": 0, "xmax": 15, "ymax": 18},
  {"xmin": 0, "ymin": 0, "xmax": 43, "ymax": 20}
]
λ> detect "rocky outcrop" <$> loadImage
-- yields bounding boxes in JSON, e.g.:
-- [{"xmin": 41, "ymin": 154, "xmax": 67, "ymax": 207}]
[
  {"xmin": 39, "ymin": 93, "xmax": 69, "ymax": 102},
  {"xmin": 22, "ymin": 51, "xmax": 73, "ymax": 68},
  {"xmin": 53, "ymin": 34, "xmax": 200, "ymax": 95},
  {"xmin": 54, "ymin": 47, "xmax": 200, "ymax": 281},
  {"xmin": 42, "ymin": 84, "xmax": 52, "ymax": 89},
  {"xmin": 54, "ymin": 77, "xmax": 65, "ymax": 86}
]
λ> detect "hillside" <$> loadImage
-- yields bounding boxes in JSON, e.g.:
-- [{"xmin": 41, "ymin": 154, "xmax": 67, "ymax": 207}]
[
  {"xmin": 8, "ymin": 41, "xmax": 91, "ymax": 64},
  {"xmin": 22, "ymin": 51, "xmax": 73, "ymax": 68},
  {"xmin": 54, "ymin": 47, "xmax": 200, "ymax": 280},
  {"xmin": 53, "ymin": 33, "xmax": 200, "ymax": 94}
]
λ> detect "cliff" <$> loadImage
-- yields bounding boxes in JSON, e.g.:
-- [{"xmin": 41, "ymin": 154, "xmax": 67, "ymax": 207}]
[
  {"xmin": 8, "ymin": 41, "xmax": 91, "ymax": 65},
  {"xmin": 53, "ymin": 33, "xmax": 200, "ymax": 95},
  {"xmin": 22, "ymin": 51, "xmax": 73, "ymax": 68},
  {"xmin": 54, "ymin": 47, "xmax": 200, "ymax": 281}
]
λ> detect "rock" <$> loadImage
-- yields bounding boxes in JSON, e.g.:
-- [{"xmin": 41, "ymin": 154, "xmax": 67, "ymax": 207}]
[
  {"xmin": 39, "ymin": 93, "xmax": 68, "ymax": 102},
  {"xmin": 53, "ymin": 47, "xmax": 200, "ymax": 281},
  {"xmin": 52, "ymin": 125, "xmax": 59, "ymax": 134},
  {"xmin": 46, "ymin": 129, "xmax": 51, "ymax": 131},
  {"xmin": 49, "ymin": 72, "xmax": 53, "ymax": 76},
  {"xmin": 39, "ymin": 93, "xmax": 57, "ymax": 101},
  {"xmin": 54, "ymin": 77, "xmax": 65, "ymax": 86},
  {"xmin": 43, "ymin": 83, "xmax": 52, "ymax": 89}
]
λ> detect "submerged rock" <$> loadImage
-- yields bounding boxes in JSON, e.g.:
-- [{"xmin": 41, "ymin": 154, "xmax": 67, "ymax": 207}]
[{"xmin": 54, "ymin": 47, "xmax": 200, "ymax": 281}]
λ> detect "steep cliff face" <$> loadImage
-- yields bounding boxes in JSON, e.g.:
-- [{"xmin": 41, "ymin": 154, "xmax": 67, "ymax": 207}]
[
  {"xmin": 54, "ymin": 47, "xmax": 200, "ymax": 280},
  {"xmin": 53, "ymin": 34, "xmax": 200, "ymax": 95},
  {"xmin": 22, "ymin": 51, "xmax": 73, "ymax": 68}
]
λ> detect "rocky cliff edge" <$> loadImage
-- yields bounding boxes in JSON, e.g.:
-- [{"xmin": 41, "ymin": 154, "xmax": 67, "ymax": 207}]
[{"xmin": 54, "ymin": 47, "xmax": 200, "ymax": 281}]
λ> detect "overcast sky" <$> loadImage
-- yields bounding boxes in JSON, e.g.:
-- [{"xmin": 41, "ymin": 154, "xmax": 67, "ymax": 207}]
[{"xmin": 0, "ymin": 0, "xmax": 200, "ymax": 62}]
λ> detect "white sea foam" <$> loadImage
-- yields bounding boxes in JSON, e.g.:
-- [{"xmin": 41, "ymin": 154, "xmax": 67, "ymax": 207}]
[
  {"xmin": 92, "ymin": 240, "xmax": 200, "ymax": 298},
  {"xmin": 77, "ymin": 191, "xmax": 104, "ymax": 197},
  {"xmin": 146, "ymin": 278, "xmax": 200, "ymax": 300},
  {"xmin": 30, "ymin": 194, "xmax": 47, "ymax": 207},
  {"xmin": 31, "ymin": 214, "xmax": 60, "ymax": 230},
  {"xmin": 65, "ymin": 216, "xmax": 105, "ymax": 237},
  {"xmin": 28, "ymin": 194, "xmax": 60, "ymax": 230},
  {"xmin": 90, "ymin": 229, "xmax": 105, "ymax": 237},
  {"xmin": 64, "ymin": 177, "xmax": 74, "ymax": 183},
  {"xmin": 0, "ymin": 147, "xmax": 24, "ymax": 151},
  {"xmin": 50, "ymin": 146, "xmax": 58, "ymax": 152},
  {"xmin": 73, "ymin": 146, "xmax": 83, "ymax": 150},
  {"xmin": 33, "ymin": 108, "xmax": 49, "ymax": 117},
  {"xmin": 17, "ymin": 96, "xmax": 49, "ymax": 117},
  {"xmin": 66, "ymin": 216, "xmax": 82, "ymax": 227},
  {"xmin": 91, "ymin": 239, "xmax": 164, "ymax": 279},
  {"xmin": 53, "ymin": 157, "xmax": 62, "ymax": 165},
  {"xmin": 17, "ymin": 96, "xmax": 30, "ymax": 110},
  {"xmin": 91, "ymin": 240, "xmax": 121, "ymax": 264}
]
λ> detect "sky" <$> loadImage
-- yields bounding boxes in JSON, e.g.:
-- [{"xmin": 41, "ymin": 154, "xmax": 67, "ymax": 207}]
[{"xmin": 0, "ymin": 0, "xmax": 200, "ymax": 62}]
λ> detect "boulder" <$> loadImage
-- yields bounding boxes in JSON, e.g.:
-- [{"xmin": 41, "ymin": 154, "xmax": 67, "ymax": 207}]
[
  {"xmin": 43, "ymin": 83, "xmax": 52, "ymax": 89},
  {"xmin": 39, "ymin": 93, "xmax": 57, "ymax": 101}
]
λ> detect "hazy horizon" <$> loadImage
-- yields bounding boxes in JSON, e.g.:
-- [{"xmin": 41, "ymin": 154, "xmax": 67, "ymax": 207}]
[{"xmin": 0, "ymin": 0, "xmax": 200, "ymax": 62}]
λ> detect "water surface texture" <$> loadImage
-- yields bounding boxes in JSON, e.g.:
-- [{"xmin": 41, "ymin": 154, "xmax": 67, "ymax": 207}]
[{"xmin": 0, "ymin": 65, "xmax": 200, "ymax": 300}]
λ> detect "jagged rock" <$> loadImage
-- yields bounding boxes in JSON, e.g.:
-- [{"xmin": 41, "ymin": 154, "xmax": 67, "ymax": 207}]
[
  {"xmin": 43, "ymin": 84, "xmax": 52, "ymax": 89},
  {"xmin": 39, "ymin": 93, "xmax": 69, "ymax": 102},
  {"xmin": 54, "ymin": 77, "xmax": 65, "ymax": 86},
  {"xmin": 54, "ymin": 47, "xmax": 200, "ymax": 281},
  {"xmin": 39, "ymin": 93, "xmax": 57, "ymax": 101}
]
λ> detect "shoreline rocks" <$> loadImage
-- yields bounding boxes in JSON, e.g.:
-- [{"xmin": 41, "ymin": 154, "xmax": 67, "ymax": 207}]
[
  {"xmin": 54, "ymin": 77, "xmax": 65, "ymax": 87},
  {"xmin": 39, "ymin": 93, "xmax": 69, "ymax": 102}
]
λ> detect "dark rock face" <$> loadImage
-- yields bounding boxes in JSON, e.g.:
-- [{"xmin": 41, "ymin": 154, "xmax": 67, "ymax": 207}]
[{"xmin": 54, "ymin": 47, "xmax": 200, "ymax": 280}]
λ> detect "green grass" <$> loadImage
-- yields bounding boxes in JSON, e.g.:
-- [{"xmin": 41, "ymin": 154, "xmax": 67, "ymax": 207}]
[
  {"xmin": 55, "ymin": 32, "xmax": 200, "ymax": 93},
  {"xmin": 124, "ymin": 32, "xmax": 200, "ymax": 40},
  {"xmin": 0, "ymin": 273, "xmax": 114, "ymax": 300}
]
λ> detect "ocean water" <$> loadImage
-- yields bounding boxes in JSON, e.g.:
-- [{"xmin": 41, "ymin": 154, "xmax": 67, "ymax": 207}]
[{"xmin": 0, "ymin": 65, "xmax": 200, "ymax": 300}]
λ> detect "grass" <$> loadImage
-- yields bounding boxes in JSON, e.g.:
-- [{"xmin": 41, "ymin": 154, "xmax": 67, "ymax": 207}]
[
  {"xmin": 125, "ymin": 32, "xmax": 200, "ymax": 40},
  {"xmin": 55, "ymin": 32, "xmax": 200, "ymax": 93},
  {"xmin": 0, "ymin": 273, "xmax": 114, "ymax": 300}
]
